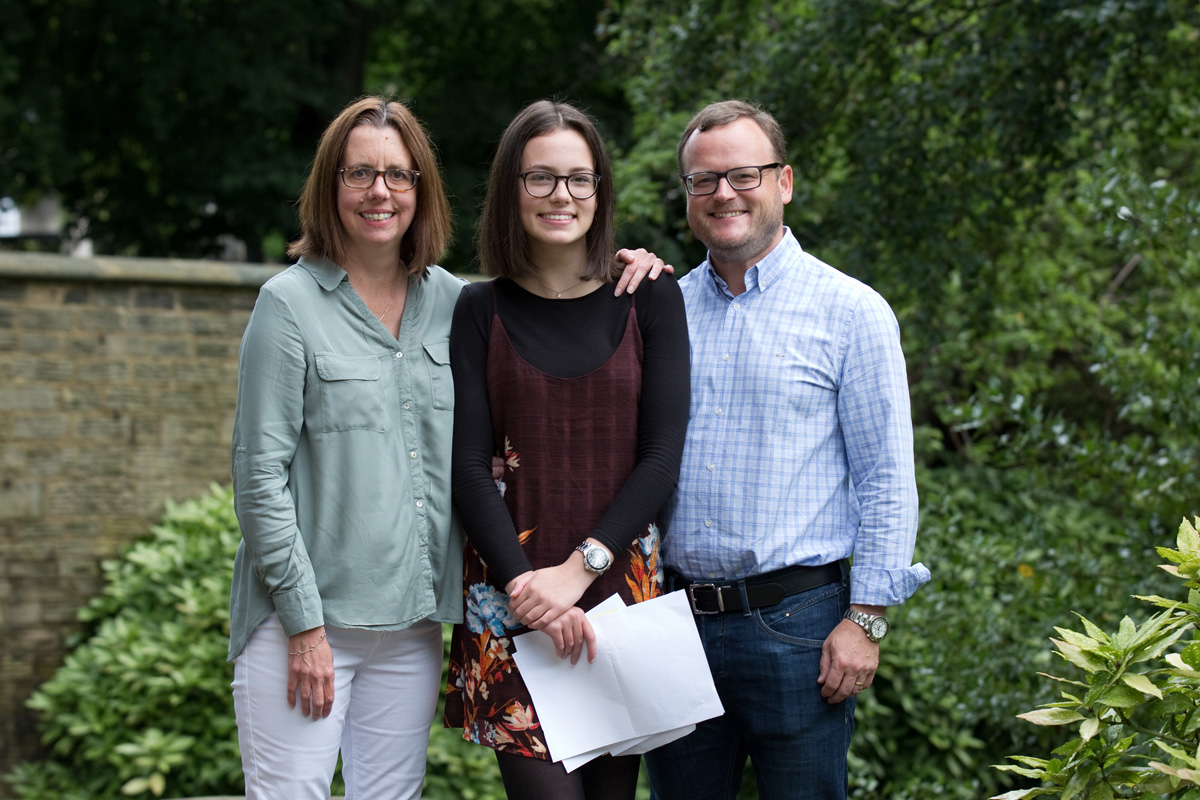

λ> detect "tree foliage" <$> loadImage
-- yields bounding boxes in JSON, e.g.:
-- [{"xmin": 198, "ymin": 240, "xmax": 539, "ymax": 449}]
[
  {"xmin": 0, "ymin": 0, "xmax": 364, "ymax": 259},
  {"xmin": 603, "ymin": 2, "xmax": 1200, "ymax": 797}
]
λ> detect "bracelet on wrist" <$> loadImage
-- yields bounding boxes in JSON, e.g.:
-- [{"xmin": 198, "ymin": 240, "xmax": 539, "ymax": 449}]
[{"xmin": 288, "ymin": 630, "xmax": 326, "ymax": 656}]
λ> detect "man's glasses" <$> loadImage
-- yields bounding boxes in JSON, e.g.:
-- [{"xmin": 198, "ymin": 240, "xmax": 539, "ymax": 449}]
[
  {"xmin": 338, "ymin": 167, "xmax": 421, "ymax": 192},
  {"xmin": 681, "ymin": 163, "xmax": 781, "ymax": 196},
  {"xmin": 519, "ymin": 171, "xmax": 602, "ymax": 200}
]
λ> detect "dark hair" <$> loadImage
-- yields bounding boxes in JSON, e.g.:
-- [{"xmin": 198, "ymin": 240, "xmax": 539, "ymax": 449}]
[
  {"xmin": 677, "ymin": 100, "xmax": 788, "ymax": 175},
  {"xmin": 288, "ymin": 96, "xmax": 452, "ymax": 276},
  {"xmin": 477, "ymin": 100, "xmax": 617, "ymax": 281}
]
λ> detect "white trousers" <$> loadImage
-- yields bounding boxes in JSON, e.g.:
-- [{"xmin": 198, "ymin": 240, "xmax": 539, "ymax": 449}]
[{"xmin": 232, "ymin": 614, "xmax": 443, "ymax": 800}]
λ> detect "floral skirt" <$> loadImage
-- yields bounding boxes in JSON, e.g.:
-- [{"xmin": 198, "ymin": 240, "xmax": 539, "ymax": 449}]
[{"xmin": 443, "ymin": 523, "xmax": 662, "ymax": 759}]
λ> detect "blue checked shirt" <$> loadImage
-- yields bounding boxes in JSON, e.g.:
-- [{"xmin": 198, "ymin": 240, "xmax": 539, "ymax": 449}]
[{"xmin": 663, "ymin": 229, "xmax": 929, "ymax": 607}]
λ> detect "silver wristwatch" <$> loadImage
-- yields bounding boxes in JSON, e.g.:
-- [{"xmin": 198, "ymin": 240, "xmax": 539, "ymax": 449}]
[
  {"xmin": 576, "ymin": 541, "xmax": 612, "ymax": 575},
  {"xmin": 844, "ymin": 609, "xmax": 889, "ymax": 643}
]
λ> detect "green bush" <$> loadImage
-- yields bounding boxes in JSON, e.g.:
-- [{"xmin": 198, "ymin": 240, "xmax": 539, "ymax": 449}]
[
  {"xmin": 3, "ymin": 485, "xmax": 508, "ymax": 800},
  {"xmin": 992, "ymin": 516, "xmax": 1200, "ymax": 799},
  {"xmin": 6, "ymin": 485, "xmax": 243, "ymax": 799},
  {"xmin": 846, "ymin": 457, "xmax": 1175, "ymax": 800}
]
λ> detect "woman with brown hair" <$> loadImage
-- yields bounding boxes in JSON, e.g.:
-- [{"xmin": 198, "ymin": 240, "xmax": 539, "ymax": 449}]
[
  {"xmin": 444, "ymin": 99, "xmax": 690, "ymax": 800},
  {"xmin": 228, "ymin": 95, "xmax": 462, "ymax": 799}
]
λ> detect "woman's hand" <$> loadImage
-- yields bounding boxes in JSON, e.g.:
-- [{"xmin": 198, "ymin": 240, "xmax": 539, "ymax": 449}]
[
  {"xmin": 509, "ymin": 559, "xmax": 595, "ymax": 630},
  {"xmin": 542, "ymin": 607, "xmax": 598, "ymax": 663},
  {"xmin": 287, "ymin": 626, "xmax": 334, "ymax": 719},
  {"xmin": 613, "ymin": 248, "xmax": 674, "ymax": 295}
]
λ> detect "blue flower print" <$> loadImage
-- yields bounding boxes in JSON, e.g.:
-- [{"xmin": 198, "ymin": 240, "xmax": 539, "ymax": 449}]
[
  {"xmin": 636, "ymin": 523, "xmax": 659, "ymax": 556},
  {"xmin": 466, "ymin": 583, "xmax": 519, "ymax": 637}
]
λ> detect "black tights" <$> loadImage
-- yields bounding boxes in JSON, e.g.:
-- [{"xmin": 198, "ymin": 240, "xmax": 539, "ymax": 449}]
[{"xmin": 495, "ymin": 750, "xmax": 641, "ymax": 800}]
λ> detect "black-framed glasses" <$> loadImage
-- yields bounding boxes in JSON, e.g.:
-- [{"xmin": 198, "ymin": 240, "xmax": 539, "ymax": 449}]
[
  {"xmin": 338, "ymin": 167, "xmax": 421, "ymax": 192},
  {"xmin": 680, "ymin": 163, "xmax": 781, "ymax": 196},
  {"xmin": 519, "ymin": 171, "xmax": 602, "ymax": 200}
]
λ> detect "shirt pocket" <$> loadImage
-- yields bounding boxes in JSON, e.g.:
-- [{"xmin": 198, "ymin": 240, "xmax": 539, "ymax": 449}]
[
  {"xmin": 313, "ymin": 353, "xmax": 389, "ymax": 432},
  {"xmin": 422, "ymin": 338, "xmax": 453, "ymax": 411}
]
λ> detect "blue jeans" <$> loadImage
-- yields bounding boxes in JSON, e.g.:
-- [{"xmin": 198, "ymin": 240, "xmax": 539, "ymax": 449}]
[{"xmin": 645, "ymin": 573, "xmax": 854, "ymax": 800}]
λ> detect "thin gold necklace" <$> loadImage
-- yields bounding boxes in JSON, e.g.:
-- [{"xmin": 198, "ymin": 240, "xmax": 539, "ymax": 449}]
[
  {"xmin": 375, "ymin": 297, "xmax": 393, "ymax": 322},
  {"xmin": 532, "ymin": 273, "xmax": 591, "ymax": 299}
]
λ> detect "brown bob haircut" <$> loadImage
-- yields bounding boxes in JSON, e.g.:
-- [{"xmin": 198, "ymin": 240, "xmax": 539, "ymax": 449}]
[
  {"xmin": 288, "ymin": 96, "xmax": 452, "ymax": 276},
  {"xmin": 477, "ymin": 100, "xmax": 618, "ymax": 282},
  {"xmin": 677, "ymin": 100, "xmax": 788, "ymax": 176}
]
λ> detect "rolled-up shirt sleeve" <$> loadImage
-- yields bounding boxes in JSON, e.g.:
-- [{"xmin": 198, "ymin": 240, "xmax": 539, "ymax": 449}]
[
  {"xmin": 231, "ymin": 286, "xmax": 324, "ymax": 636},
  {"xmin": 839, "ymin": 290, "xmax": 928, "ymax": 607}
]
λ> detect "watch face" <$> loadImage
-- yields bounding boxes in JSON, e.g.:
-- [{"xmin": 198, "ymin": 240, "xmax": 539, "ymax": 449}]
[
  {"xmin": 585, "ymin": 547, "xmax": 610, "ymax": 571},
  {"xmin": 869, "ymin": 617, "xmax": 889, "ymax": 640}
]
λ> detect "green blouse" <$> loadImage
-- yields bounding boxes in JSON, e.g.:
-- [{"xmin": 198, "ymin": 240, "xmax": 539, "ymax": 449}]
[{"xmin": 228, "ymin": 256, "xmax": 465, "ymax": 659}]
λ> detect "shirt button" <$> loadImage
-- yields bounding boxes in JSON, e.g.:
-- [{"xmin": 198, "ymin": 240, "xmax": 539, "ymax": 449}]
[
  {"xmin": 704, "ymin": 519, "xmax": 713, "ymax": 528},
  {"xmin": 715, "ymin": 407, "xmax": 723, "ymax": 415},
  {"xmin": 722, "ymin": 353, "xmax": 730, "ymax": 361},
  {"xmin": 410, "ymin": 451, "xmax": 417, "ymax": 459},
  {"xmin": 395, "ymin": 351, "xmax": 404, "ymax": 358},
  {"xmin": 415, "ymin": 500, "xmax": 423, "ymax": 508},
  {"xmin": 706, "ymin": 463, "xmax": 715, "ymax": 471},
  {"xmin": 732, "ymin": 302, "xmax": 741, "ymax": 309},
  {"xmin": 403, "ymin": 401, "xmax": 411, "ymax": 409}
]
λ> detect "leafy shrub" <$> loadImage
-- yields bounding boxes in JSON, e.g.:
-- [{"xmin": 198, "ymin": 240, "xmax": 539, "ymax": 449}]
[
  {"xmin": 847, "ymin": 454, "xmax": 1174, "ymax": 800},
  {"xmin": 992, "ymin": 516, "xmax": 1200, "ymax": 799},
  {"xmin": 3, "ymin": 485, "xmax": 508, "ymax": 800},
  {"xmin": 6, "ymin": 485, "xmax": 242, "ymax": 799}
]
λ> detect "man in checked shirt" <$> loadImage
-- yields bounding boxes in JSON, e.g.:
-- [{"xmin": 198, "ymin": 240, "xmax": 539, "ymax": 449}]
[{"xmin": 634, "ymin": 100, "xmax": 931, "ymax": 799}]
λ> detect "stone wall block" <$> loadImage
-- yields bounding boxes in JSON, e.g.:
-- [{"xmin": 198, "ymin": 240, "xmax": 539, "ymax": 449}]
[
  {"xmin": 97, "ymin": 332, "xmax": 148, "ymax": 357},
  {"xmin": 146, "ymin": 337, "xmax": 191, "ymax": 357},
  {"xmin": 0, "ymin": 281, "xmax": 28, "ymax": 300},
  {"xmin": 134, "ymin": 288, "xmax": 176, "ymax": 309},
  {"xmin": 0, "ymin": 385, "xmax": 58, "ymax": 412},
  {"xmin": 47, "ymin": 481, "xmax": 137, "ymax": 516},
  {"xmin": 105, "ymin": 384, "xmax": 153, "ymax": 411},
  {"xmin": 8, "ymin": 414, "xmax": 69, "ymax": 440},
  {"xmin": 0, "ymin": 479, "xmax": 43, "ymax": 520},
  {"xmin": 18, "ymin": 332, "xmax": 63, "ymax": 354},
  {"xmin": 75, "ymin": 359, "xmax": 132, "ymax": 383},
  {"xmin": 16, "ymin": 308, "xmax": 74, "ymax": 332},
  {"xmin": 73, "ymin": 412, "xmax": 134, "ymax": 441},
  {"xmin": 77, "ymin": 308, "xmax": 126, "ymax": 331},
  {"xmin": 130, "ymin": 311, "xmax": 185, "ymax": 334},
  {"xmin": 197, "ymin": 340, "xmax": 235, "ymax": 359}
]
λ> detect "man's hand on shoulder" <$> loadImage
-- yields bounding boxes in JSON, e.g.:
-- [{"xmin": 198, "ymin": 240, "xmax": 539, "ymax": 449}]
[{"xmin": 614, "ymin": 248, "xmax": 674, "ymax": 295}]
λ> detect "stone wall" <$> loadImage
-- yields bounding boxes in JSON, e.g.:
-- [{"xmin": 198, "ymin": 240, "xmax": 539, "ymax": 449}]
[{"xmin": 0, "ymin": 252, "xmax": 282, "ymax": 782}]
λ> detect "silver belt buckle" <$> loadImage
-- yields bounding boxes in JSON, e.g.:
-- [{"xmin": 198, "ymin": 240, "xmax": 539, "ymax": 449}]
[{"xmin": 687, "ymin": 583, "xmax": 722, "ymax": 614}]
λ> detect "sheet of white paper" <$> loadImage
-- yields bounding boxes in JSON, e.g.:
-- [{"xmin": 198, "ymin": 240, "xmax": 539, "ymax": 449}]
[
  {"xmin": 607, "ymin": 725, "xmax": 695, "ymax": 756},
  {"xmin": 511, "ymin": 590, "xmax": 723, "ymax": 766},
  {"xmin": 560, "ymin": 724, "xmax": 696, "ymax": 773}
]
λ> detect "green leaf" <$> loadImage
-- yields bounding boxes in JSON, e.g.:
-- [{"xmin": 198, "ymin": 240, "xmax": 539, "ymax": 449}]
[
  {"xmin": 1098, "ymin": 684, "xmax": 1146, "ymax": 708},
  {"xmin": 1052, "ymin": 639, "xmax": 1109, "ymax": 673},
  {"xmin": 1019, "ymin": 708, "xmax": 1086, "ymax": 726},
  {"xmin": 1120, "ymin": 672, "xmax": 1162, "ymax": 699},
  {"xmin": 1182, "ymin": 642, "xmax": 1200, "ymax": 670},
  {"xmin": 1080, "ymin": 716, "xmax": 1101, "ymax": 741}
]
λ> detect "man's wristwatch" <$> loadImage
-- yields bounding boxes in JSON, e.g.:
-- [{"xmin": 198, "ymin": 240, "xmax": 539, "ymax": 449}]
[
  {"xmin": 576, "ymin": 541, "xmax": 612, "ymax": 575},
  {"xmin": 844, "ymin": 609, "xmax": 889, "ymax": 643}
]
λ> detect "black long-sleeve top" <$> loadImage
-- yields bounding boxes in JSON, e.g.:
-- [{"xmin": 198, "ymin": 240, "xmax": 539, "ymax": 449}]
[{"xmin": 449, "ymin": 276, "xmax": 691, "ymax": 587}]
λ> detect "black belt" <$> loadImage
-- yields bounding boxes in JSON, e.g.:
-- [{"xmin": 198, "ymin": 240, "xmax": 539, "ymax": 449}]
[{"xmin": 671, "ymin": 562, "xmax": 844, "ymax": 615}]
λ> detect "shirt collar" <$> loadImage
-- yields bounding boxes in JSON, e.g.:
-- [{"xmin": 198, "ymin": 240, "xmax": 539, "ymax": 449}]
[
  {"xmin": 703, "ymin": 226, "xmax": 801, "ymax": 296},
  {"xmin": 296, "ymin": 255, "xmax": 348, "ymax": 292}
]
